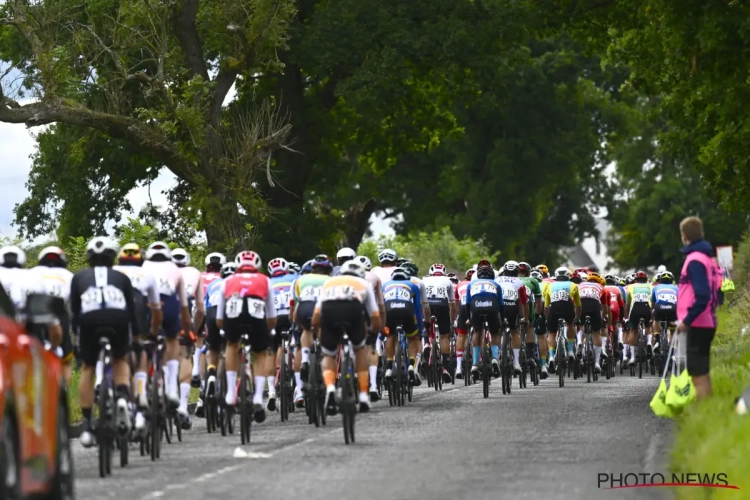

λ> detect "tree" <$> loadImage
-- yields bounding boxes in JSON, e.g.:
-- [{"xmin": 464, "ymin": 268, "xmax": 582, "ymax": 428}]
[{"xmin": 0, "ymin": 0, "xmax": 295, "ymax": 250}]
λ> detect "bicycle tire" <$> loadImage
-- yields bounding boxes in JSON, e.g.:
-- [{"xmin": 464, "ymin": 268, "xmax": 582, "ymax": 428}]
[
  {"xmin": 149, "ymin": 364, "xmax": 160, "ymax": 462},
  {"xmin": 119, "ymin": 434, "xmax": 128, "ymax": 467},
  {"xmin": 280, "ymin": 352, "xmax": 288, "ymax": 422},
  {"xmin": 240, "ymin": 356, "xmax": 250, "ymax": 445},
  {"xmin": 482, "ymin": 354, "xmax": 490, "ymax": 398},
  {"xmin": 219, "ymin": 366, "xmax": 228, "ymax": 437},
  {"xmin": 434, "ymin": 339, "xmax": 442, "ymax": 391},
  {"xmin": 97, "ymin": 379, "xmax": 109, "ymax": 477},
  {"xmin": 557, "ymin": 333, "xmax": 565, "ymax": 388},
  {"xmin": 308, "ymin": 350, "xmax": 319, "ymax": 426},
  {"xmin": 341, "ymin": 351, "xmax": 355, "ymax": 445}
]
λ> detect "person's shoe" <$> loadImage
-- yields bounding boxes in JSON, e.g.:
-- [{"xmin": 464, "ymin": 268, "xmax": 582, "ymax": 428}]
[
  {"xmin": 594, "ymin": 362, "xmax": 602, "ymax": 374},
  {"xmin": 548, "ymin": 356, "xmax": 556, "ymax": 374},
  {"xmin": 266, "ymin": 392, "xmax": 277, "ymax": 412},
  {"xmin": 253, "ymin": 403, "xmax": 266, "ymax": 423},
  {"xmin": 513, "ymin": 360, "xmax": 522, "ymax": 374},
  {"xmin": 384, "ymin": 368, "xmax": 393, "ymax": 381},
  {"xmin": 442, "ymin": 368, "xmax": 452, "ymax": 383},
  {"xmin": 411, "ymin": 366, "xmax": 422, "ymax": 387},
  {"xmin": 134, "ymin": 412, "xmax": 147, "ymax": 437},
  {"xmin": 294, "ymin": 386, "xmax": 305, "ymax": 408},
  {"xmin": 177, "ymin": 407, "xmax": 191, "ymax": 429},
  {"xmin": 195, "ymin": 397, "xmax": 205, "ymax": 418},
  {"xmin": 491, "ymin": 358, "xmax": 500, "ymax": 378},
  {"xmin": 190, "ymin": 374, "xmax": 201, "ymax": 389},
  {"xmin": 369, "ymin": 388, "xmax": 380, "ymax": 403},
  {"xmin": 358, "ymin": 392, "xmax": 371, "ymax": 413},
  {"xmin": 471, "ymin": 365, "xmax": 479, "ymax": 382},
  {"xmin": 116, "ymin": 398, "xmax": 131, "ymax": 435},
  {"xmin": 166, "ymin": 391, "xmax": 180, "ymax": 409},
  {"xmin": 80, "ymin": 430, "xmax": 96, "ymax": 448},
  {"xmin": 541, "ymin": 366, "xmax": 549, "ymax": 379},
  {"xmin": 325, "ymin": 389, "xmax": 338, "ymax": 416},
  {"xmin": 300, "ymin": 362, "xmax": 310, "ymax": 383}
]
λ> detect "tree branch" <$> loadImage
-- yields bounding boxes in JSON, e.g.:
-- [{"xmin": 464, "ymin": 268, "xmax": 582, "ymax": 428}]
[
  {"xmin": 172, "ymin": 0, "xmax": 210, "ymax": 81},
  {"xmin": 0, "ymin": 93, "xmax": 197, "ymax": 183}
]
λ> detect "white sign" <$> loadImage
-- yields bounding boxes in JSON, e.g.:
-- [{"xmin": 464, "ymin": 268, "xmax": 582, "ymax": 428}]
[{"xmin": 717, "ymin": 245, "xmax": 734, "ymax": 271}]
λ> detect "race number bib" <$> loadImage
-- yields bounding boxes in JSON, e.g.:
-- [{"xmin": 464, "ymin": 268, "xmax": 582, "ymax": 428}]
[
  {"xmin": 634, "ymin": 292, "xmax": 649, "ymax": 303},
  {"xmin": 550, "ymin": 289, "xmax": 569, "ymax": 302},
  {"xmin": 425, "ymin": 285, "xmax": 448, "ymax": 299},
  {"xmin": 273, "ymin": 291, "xmax": 292, "ymax": 311},
  {"xmin": 247, "ymin": 298, "xmax": 266, "ymax": 319},
  {"xmin": 580, "ymin": 287, "xmax": 600, "ymax": 300},
  {"xmin": 323, "ymin": 285, "xmax": 358, "ymax": 301},
  {"xmin": 470, "ymin": 282, "xmax": 497, "ymax": 296},
  {"xmin": 657, "ymin": 293, "xmax": 677, "ymax": 304},
  {"xmin": 225, "ymin": 295, "xmax": 244, "ymax": 319},
  {"xmin": 299, "ymin": 286, "xmax": 321, "ymax": 301},
  {"xmin": 80, "ymin": 286, "xmax": 126, "ymax": 314},
  {"xmin": 501, "ymin": 287, "xmax": 519, "ymax": 301},
  {"xmin": 384, "ymin": 288, "xmax": 411, "ymax": 301}
]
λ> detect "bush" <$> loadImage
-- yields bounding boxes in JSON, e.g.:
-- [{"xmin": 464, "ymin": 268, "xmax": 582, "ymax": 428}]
[
  {"xmin": 732, "ymin": 232, "xmax": 750, "ymax": 295},
  {"xmin": 669, "ymin": 295, "xmax": 750, "ymax": 498},
  {"xmin": 357, "ymin": 227, "xmax": 499, "ymax": 276}
]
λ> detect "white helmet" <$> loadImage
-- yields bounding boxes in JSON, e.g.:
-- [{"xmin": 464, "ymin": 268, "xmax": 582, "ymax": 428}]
[
  {"xmin": 340, "ymin": 260, "xmax": 366, "ymax": 279},
  {"xmin": 554, "ymin": 267, "xmax": 571, "ymax": 280},
  {"xmin": 504, "ymin": 260, "xmax": 519, "ymax": 273},
  {"xmin": 172, "ymin": 248, "xmax": 190, "ymax": 267},
  {"xmin": 236, "ymin": 251, "xmax": 262, "ymax": 271},
  {"xmin": 268, "ymin": 257, "xmax": 289, "ymax": 275},
  {"xmin": 146, "ymin": 241, "xmax": 172, "ymax": 261},
  {"xmin": 355, "ymin": 255, "xmax": 372, "ymax": 271},
  {"xmin": 429, "ymin": 263, "xmax": 447, "ymax": 276},
  {"xmin": 657, "ymin": 265, "xmax": 667, "ymax": 273},
  {"xmin": 336, "ymin": 247, "xmax": 357, "ymax": 261},
  {"xmin": 38, "ymin": 246, "xmax": 68, "ymax": 267},
  {"xmin": 0, "ymin": 245, "xmax": 27, "ymax": 267},
  {"xmin": 378, "ymin": 248, "xmax": 398, "ymax": 263},
  {"xmin": 86, "ymin": 237, "xmax": 119, "ymax": 258},
  {"xmin": 204, "ymin": 252, "xmax": 227, "ymax": 268}
]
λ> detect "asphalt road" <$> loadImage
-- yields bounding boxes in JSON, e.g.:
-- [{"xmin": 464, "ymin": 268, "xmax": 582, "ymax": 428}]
[{"xmin": 72, "ymin": 370, "xmax": 672, "ymax": 500}]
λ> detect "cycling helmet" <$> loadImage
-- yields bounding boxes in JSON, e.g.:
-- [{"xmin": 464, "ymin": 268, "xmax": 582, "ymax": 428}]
[
  {"xmin": 378, "ymin": 248, "xmax": 398, "ymax": 263},
  {"xmin": 87, "ymin": 236, "xmax": 119, "ymax": 259},
  {"xmin": 301, "ymin": 260, "xmax": 313, "ymax": 274},
  {"xmin": 429, "ymin": 263, "xmax": 447, "ymax": 276},
  {"xmin": 268, "ymin": 257, "xmax": 289, "ymax": 276},
  {"xmin": 340, "ymin": 260, "xmax": 365, "ymax": 279},
  {"xmin": 400, "ymin": 262, "xmax": 418, "ymax": 278},
  {"xmin": 518, "ymin": 262, "xmax": 531, "ymax": 276},
  {"xmin": 588, "ymin": 264, "xmax": 600, "ymax": 273},
  {"xmin": 118, "ymin": 243, "xmax": 143, "ymax": 265},
  {"xmin": 396, "ymin": 258, "xmax": 409, "ymax": 267},
  {"xmin": 236, "ymin": 251, "xmax": 261, "ymax": 272},
  {"xmin": 391, "ymin": 268, "xmax": 410, "ymax": 281},
  {"xmin": 635, "ymin": 270, "xmax": 648, "ymax": 282},
  {"xmin": 536, "ymin": 264, "xmax": 549, "ymax": 276},
  {"xmin": 604, "ymin": 274, "xmax": 617, "ymax": 286},
  {"xmin": 0, "ymin": 245, "xmax": 26, "ymax": 268},
  {"xmin": 504, "ymin": 260, "xmax": 519, "ymax": 273},
  {"xmin": 172, "ymin": 248, "xmax": 190, "ymax": 267},
  {"xmin": 146, "ymin": 241, "xmax": 172, "ymax": 261},
  {"xmin": 205, "ymin": 252, "xmax": 227, "ymax": 268},
  {"xmin": 336, "ymin": 247, "xmax": 356, "ymax": 264},
  {"xmin": 355, "ymin": 255, "xmax": 372, "ymax": 271},
  {"xmin": 619, "ymin": 277, "xmax": 627, "ymax": 286},
  {"xmin": 586, "ymin": 272, "xmax": 606, "ymax": 286},
  {"xmin": 465, "ymin": 268, "xmax": 476, "ymax": 281},
  {"xmin": 571, "ymin": 271, "xmax": 582, "ymax": 284},
  {"xmin": 657, "ymin": 264, "xmax": 667, "ymax": 273},
  {"xmin": 554, "ymin": 267, "xmax": 570, "ymax": 281},
  {"xmin": 447, "ymin": 272, "xmax": 459, "ymax": 284},
  {"xmin": 311, "ymin": 254, "xmax": 333, "ymax": 273},
  {"xmin": 659, "ymin": 271, "xmax": 675, "ymax": 284},
  {"xmin": 530, "ymin": 270, "xmax": 543, "ymax": 282},
  {"xmin": 288, "ymin": 262, "xmax": 300, "ymax": 274},
  {"xmin": 220, "ymin": 262, "xmax": 237, "ymax": 278},
  {"xmin": 476, "ymin": 265, "xmax": 495, "ymax": 280},
  {"xmin": 38, "ymin": 246, "xmax": 68, "ymax": 268},
  {"xmin": 652, "ymin": 272, "xmax": 661, "ymax": 284}
]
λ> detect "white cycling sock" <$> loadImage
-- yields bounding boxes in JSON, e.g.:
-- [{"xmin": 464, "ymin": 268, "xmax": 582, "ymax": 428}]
[
  {"xmin": 369, "ymin": 365, "xmax": 378, "ymax": 391},
  {"xmin": 179, "ymin": 383, "xmax": 190, "ymax": 411},
  {"xmin": 617, "ymin": 328, "xmax": 623, "ymax": 344},
  {"xmin": 267, "ymin": 375, "xmax": 276, "ymax": 395},
  {"xmin": 601, "ymin": 337, "xmax": 607, "ymax": 352},
  {"xmin": 594, "ymin": 346, "xmax": 601, "ymax": 364},
  {"xmin": 647, "ymin": 334, "xmax": 653, "ymax": 346},
  {"xmin": 630, "ymin": 345, "xmax": 637, "ymax": 358},
  {"xmin": 225, "ymin": 371, "xmax": 237, "ymax": 405},
  {"xmin": 191, "ymin": 348, "xmax": 201, "ymax": 377},
  {"xmin": 166, "ymin": 360, "xmax": 180, "ymax": 396},
  {"xmin": 301, "ymin": 347, "xmax": 310, "ymax": 364},
  {"xmin": 294, "ymin": 372, "xmax": 303, "ymax": 391},
  {"xmin": 95, "ymin": 360, "xmax": 103, "ymax": 387},
  {"xmin": 513, "ymin": 348, "xmax": 520, "ymax": 364},
  {"xmin": 376, "ymin": 338, "xmax": 384, "ymax": 356},
  {"xmin": 576, "ymin": 331, "xmax": 583, "ymax": 345},
  {"xmin": 253, "ymin": 376, "xmax": 266, "ymax": 405},
  {"xmin": 456, "ymin": 354, "xmax": 463, "ymax": 369}
]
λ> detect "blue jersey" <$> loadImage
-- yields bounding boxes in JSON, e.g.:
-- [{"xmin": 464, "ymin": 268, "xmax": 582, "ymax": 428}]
[
  {"xmin": 465, "ymin": 278, "xmax": 504, "ymax": 307},
  {"xmin": 651, "ymin": 284, "xmax": 678, "ymax": 308},
  {"xmin": 382, "ymin": 278, "xmax": 423, "ymax": 327},
  {"xmin": 205, "ymin": 278, "xmax": 224, "ymax": 308},
  {"xmin": 270, "ymin": 273, "xmax": 294, "ymax": 316}
]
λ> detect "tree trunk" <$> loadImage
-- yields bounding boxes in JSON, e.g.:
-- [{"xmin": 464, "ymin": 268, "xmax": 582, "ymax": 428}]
[{"xmin": 343, "ymin": 198, "xmax": 377, "ymax": 249}]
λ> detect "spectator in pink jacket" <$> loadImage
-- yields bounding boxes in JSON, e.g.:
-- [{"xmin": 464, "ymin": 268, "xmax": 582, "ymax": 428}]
[{"xmin": 676, "ymin": 216, "xmax": 721, "ymax": 400}]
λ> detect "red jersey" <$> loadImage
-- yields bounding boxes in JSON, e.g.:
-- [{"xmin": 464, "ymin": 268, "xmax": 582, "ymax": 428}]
[
  {"xmin": 578, "ymin": 281, "xmax": 607, "ymax": 307},
  {"xmin": 201, "ymin": 271, "xmax": 222, "ymax": 296},
  {"xmin": 216, "ymin": 272, "xmax": 275, "ymax": 321},
  {"xmin": 456, "ymin": 280, "xmax": 471, "ymax": 305},
  {"xmin": 605, "ymin": 285, "xmax": 625, "ymax": 320}
]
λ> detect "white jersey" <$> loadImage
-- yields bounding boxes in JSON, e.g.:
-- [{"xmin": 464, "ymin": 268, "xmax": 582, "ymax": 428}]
[
  {"xmin": 113, "ymin": 265, "xmax": 160, "ymax": 304},
  {"xmin": 0, "ymin": 267, "xmax": 47, "ymax": 320},
  {"xmin": 410, "ymin": 276, "xmax": 429, "ymax": 307},
  {"xmin": 142, "ymin": 260, "xmax": 188, "ymax": 307},
  {"xmin": 179, "ymin": 266, "xmax": 205, "ymax": 314},
  {"xmin": 422, "ymin": 275, "xmax": 455, "ymax": 307},
  {"xmin": 31, "ymin": 265, "xmax": 74, "ymax": 302},
  {"xmin": 370, "ymin": 266, "xmax": 396, "ymax": 288}
]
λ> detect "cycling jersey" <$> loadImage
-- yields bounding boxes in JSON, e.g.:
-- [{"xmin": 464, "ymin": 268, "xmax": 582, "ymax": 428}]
[
  {"xmin": 270, "ymin": 273, "xmax": 294, "ymax": 317},
  {"xmin": 455, "ymin": 279, "xmax": 471, "ymax": 335},
  {"xmin": 364, "ymin": 271, "xmax": 384, "ymax": 310},
  {"xmin": 217, "ymin": 271, "xmax": 275, "ymax": 351},
  {"xmin": 543, "ymin": 280, "xmax": 580, "ymax": 333},
  {"xmin": 31, "ymin": 265, "xmax": 75, "ymax": 360},
  {"xmin": 203, "ymin": 277, "xmax": 225, "ymax": 349},
  {"xmin": 409, "ymin": 275, "xmax": 429, "ymax": 333},
  {"xmin": 370, "ymin": 266, "xmax": 396, "ymax": 288},
  {"xmin": 465, "ymin": 278, "xmax": 504, "ymax": 333},
  {"xmin": 422, "ymin": 275, "xmax": 454, "ymax": 336},
  {"xmin": 0, "ymin": 268, "xmax": 47, "ymax": 322},
  {"xmin": 201, "ymin": 271, "xmax": 222, "ymax": 296},
  {"xmin": 578, "ymin": 281, "xmax": 607, "ymax": 330},
  {"xmin": 382, "ymin": 279, "xmax": 421, "ymax": 337},
  {"xmin": 627, "ymin": 283, "xmax": 652, "ymax": 312},
  {"xmin": 519, "ymin": 276, "xmax": 541, "ymax": 322},
  {"xmin": 142, "ymin": 260, "xmax": 188, "ymax": 338},
  {"xmin": 180, "ymin": 266, "xmax": 205, "ymax": 318},
  {"xmin": 605, "ymin": 285, "xmax": 626, "ymax": 322},
  {"xmin": 293, "ymin": 274, "xmax": 330, "ymax": 331},
  {"xmin": 652, "ymin": 283, "xmax": 678, "ymax": 323},
  {"xmin": 113, "ymin": 265, "xmax": 160, "ymax": 336}
]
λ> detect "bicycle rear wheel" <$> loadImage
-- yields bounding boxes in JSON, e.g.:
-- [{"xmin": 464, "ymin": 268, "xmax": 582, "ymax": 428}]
[
  {"xmin": 280, "ymin": 354, "xmax": 288, "ymax": 422},
  {"xmin": 240, "ymin": 359, "xmax": 252, "ymax": 445},
  {"xmin": 219, "ymin": 365, "xmax": 228, "ymax": 436},
  {"xmin": 97, "ymin": 383, "xmax": 110, "ymax": 477},
  {"xmin": 433, "ymin": 339, "xmax": 442, "ymax": 391},
  {"xmin": 149, "ymin": 366, "xmax": 160, "ymax": 461},
  {"xmin": 394, "ymin": 341, "xmax": 403, "ymax": 407},
  {"xmin": 482, "ymin": 347, "xmax": 491, "ymax": 398},
  {"xmin": 341, "ymin": 353, "xmax": 356, "ymax": 445}
]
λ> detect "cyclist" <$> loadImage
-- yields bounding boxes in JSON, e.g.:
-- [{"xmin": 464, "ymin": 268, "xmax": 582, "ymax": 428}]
[
  {"xmin": 454, "ymin": 268, "xmax": 475, "ymax": 379},
  {"xmin": 361, "ymin": 257, "xmax": 385, "ymax": 402},
  {"xmin": 291, "ymin": 255, "xmax": 332, "ymax": 406},
  {"xmin": 651, "ymin": 271, "xmax": 678, "ymax": 349},
  {"xmin": 578, "ymin": 272, "xmax": 609, "ymax": 373},
  {"xmin": 529, "ymin": 269, "xmax": 548, "ymax": 378},
  {"xmin": 32, "ymin": 246, "xmax": 75, "ymax": 382},
  {"xmin": 300, "ymin": 260, "xmax": 314, "ymax": 275},
  {"xmin": 113, "ymin": 243, "xmax": 162, "ymax": 435},
  {"xmin": 543, "ymin": 267, "xmax": 581, "ymax": 372},
  {"xmin": 626, "ymin": 271, "xmax": 653, "ymax": 365},
  {"xmin": 519, "ymin": 262, "xmax": 545, "ymax": 376},
  {"xmin": 382, "ymin": 267, "xmax": 422, "ymax": 388},
  {"xmin": 202, "ymin": 262, "xmax": 236, "ymax": 413},
  {"xmin": 216, "ymin": 251, "xmax": 276, "ymax": 423},
  {"xmin": 313, "ymin": 259, "xmax": 383, "ymax": 414},
  {"xmin": 400, "ymin": 261, "xmax": 430, "ymax": 375},
  {"xmin": 497, "ymin": 261, "xmax": 530, "ymax": 375},
  {"xmin": 71, "ymin": 237, "xmax": 137, "ymax": 447},
  {"xmin": 142, "ymin": 242, "xmax": 192, "ymax": 410},
  {"xmin": 423, "ymin": 263, "xmax": 457, "ymax": 383},
  {"xmin": 333, "ymin": 247, "xmax": 356, "ymax": 276},
  {"xmin": 267, "ymin": 257, "xmax": 294, "ymax": 412},
  {"xmin": 288, "ymin": 262, "xmax": 301, "ymax": 275},
  {"xmin": 604, "ymin": 274, "xmax": 626, "ymax": 361},
  {"xmin": 371, "ymin": 248, "xmax": 399, "ymax": 286},
  {"xmin": 466, "ymin": 263, "xmax": 504, "ymax": 380}
]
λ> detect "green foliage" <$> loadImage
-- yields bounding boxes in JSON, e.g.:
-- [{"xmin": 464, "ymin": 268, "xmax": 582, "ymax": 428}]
[
  {"xmin": 356, "ymin": 227, "xmax": 499, "ymax": 276},
  {"xmin": 732, "ymin": 233, "xmax": 750, "ymax": 295}
]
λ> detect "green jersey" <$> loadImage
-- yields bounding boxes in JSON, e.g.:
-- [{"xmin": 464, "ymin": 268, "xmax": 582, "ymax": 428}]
[
  {"xmin": 520, "ymin": 276, "xmax": 542, "ymax": 321},
  {"xmin": 293, "ymin": 274, "xmax": 330, "ymax": 304}
]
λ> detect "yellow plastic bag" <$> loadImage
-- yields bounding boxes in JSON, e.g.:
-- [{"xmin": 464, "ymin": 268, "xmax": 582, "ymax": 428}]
[
  {"xmin": 665, "ymin": 368, "xmax": 696, "ymax": 414},
  {"xmin": 721, "ymin": 278, "xmax": 735, "ymax": 292},
  {"xmin": 650, "ymin": 377, "xmax": 676, "ymax": 418}
]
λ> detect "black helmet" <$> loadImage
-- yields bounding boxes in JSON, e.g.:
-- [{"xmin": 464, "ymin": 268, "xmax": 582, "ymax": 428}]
[{"xmin": 476, "ymin": 265, "xmax": 494, "ymax": 280}]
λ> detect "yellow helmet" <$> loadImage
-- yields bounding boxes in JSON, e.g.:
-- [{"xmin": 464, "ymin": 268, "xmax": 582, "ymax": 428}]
[
  {"xmin": 586, "ymin": 272, "xmax": 606, "ymax": 286},
  {"xmin": 118, "ymin": 242, "xmax": 143, "ymax": 263},
  {"xmin": 536, "ymin": 264, "xmax": 549, "ymax": 276}
]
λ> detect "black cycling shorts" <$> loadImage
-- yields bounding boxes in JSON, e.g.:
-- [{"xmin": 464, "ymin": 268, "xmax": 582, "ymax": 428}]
[
  {"xmin": 503, "ymin": 305, "xmax": 520, "ymax": 329},
  {"xmin": 295, "ymin": 301, "xmax": 316, "ymax": 332},
  {"xmin": 456, "ymin": 304, "xmax": 469, "ymax": 334},
  {"xmin": 546, "ymin": 304, "xmax": 574, "ymax": 334},
  {"xmin": 385, "ymin": 300, "xmax": 418, "ymax": 337},
  {"xmin": 319, "ymin": 301, "xmax": 366, "ymax": 356},
  {"xmin": 469, "ymin": 296, "xmax": 502, "ymax": 334},
  {"xmin": 429, "ymin": 303, "xmax": 452, "ymax": 337},
  {"xmin": 653, "ymin": 306, "xmax": 677, "ymax": 324},
  {"xmin": 581, "ymin": 308, "xmax": 603, "ymax": 332},
  {"xmin": 204, "ymin": 306, "xmax": 224, "ymax": 350},
  {"xmin": 223, "ymin": 306, "xmax": 271, "ymax": 353},
  {"xmin": 628, "ymin": 304, "xmax": 652, "ymax": 330},
  {"xmin": 59, "ymin": 308, "xmax": 73, "ymax": 364},
  {"xmin": 687, "ymin": 327, "xmax": 715, "ymax": 377},
  {"xmin": 132, "ymin": 289, "xmax": 150, "ymax": 336},
  {"xmin": 271, "ymin": 315, "xmax": 292, "ymax": 351},
  {"xmin": 77, "ymin": 311, "xmax": 131, "ymax": 367}
]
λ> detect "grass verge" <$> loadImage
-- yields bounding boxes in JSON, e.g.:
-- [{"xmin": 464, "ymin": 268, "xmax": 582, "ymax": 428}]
[{"xmin": 669, "ymin": 301, "xmax": 750, "ymax": 498}]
